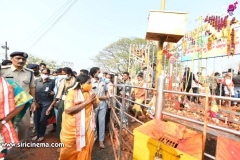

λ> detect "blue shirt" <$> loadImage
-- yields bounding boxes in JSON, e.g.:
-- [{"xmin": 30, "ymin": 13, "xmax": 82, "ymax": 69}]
[{"xmin": 91, "ymin": 78, "xmax": 108, "ymax": 109}]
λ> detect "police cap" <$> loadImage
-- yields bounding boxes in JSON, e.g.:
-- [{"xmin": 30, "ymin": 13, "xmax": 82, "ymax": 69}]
[
  {"xmin": 27, "ymin": 64, "xmax": 39, "ymax": 69},
  {"xmin": 1, "ymin": 60, "xmax": 12, "ymax": 66},
  {"xmin": 10, "ymin": 52, "xmax": 28, "ymax": 58},
  {"xmin": 228, "ymin": 68, "xmax": 234, "ymax": 73}
]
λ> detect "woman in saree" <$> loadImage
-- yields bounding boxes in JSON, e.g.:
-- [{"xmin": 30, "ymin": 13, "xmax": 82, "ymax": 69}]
[
  {"xmin": 59, "ymin": 74, "xmax": 99, "ymax": 160},
  {"xmin": 0, "ymin": 76, "xmax": 33, "ymax": 159},
  {"xmin": 131, "ymin": 74, "xmax": 146, "ymax": 122},
  {"xmin": 46, "ymin": 67, "xmax": 76, "ymax": 139}
]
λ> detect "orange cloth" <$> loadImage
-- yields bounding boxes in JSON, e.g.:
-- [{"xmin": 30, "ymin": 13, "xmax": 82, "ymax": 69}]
[
  {"xmin": 59, "ymin": 90, "xmax": 95, "ymax": 160},
  {"xmin": 134, "ymin": 81, "xmax": 145, "ymax": 99},
  {"xmin": 132, "ymin": 81, "xmax": 146, "ymax": 113}
]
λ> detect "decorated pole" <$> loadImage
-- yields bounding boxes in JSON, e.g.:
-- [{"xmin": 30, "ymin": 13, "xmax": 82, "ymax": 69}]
[
  {"xmin": 146, "ymin": 2, "xmax": 187, "ymax": 119},
  {"xmin": 155, "ymin": 0, "xmax": 166, "ymax": 87},
  {"xmin": 161, "ymin": 0, "xmax": 166, "ymax": 10},
  {"xmin": 154, "ymin": 0, "xmax": 166, "ymax": 120}
]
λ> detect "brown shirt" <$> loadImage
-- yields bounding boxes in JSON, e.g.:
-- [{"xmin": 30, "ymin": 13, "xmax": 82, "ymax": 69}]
[{"xmin": 0, "ymin": 65, "xmax": 35, "ymax": 93}]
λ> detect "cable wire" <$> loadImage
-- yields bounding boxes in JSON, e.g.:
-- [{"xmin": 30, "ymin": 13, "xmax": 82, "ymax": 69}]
[
  {"xmin": 22, "ymin": 0, "xmax": 74, "ymax": 47},
  {"xmin": 26, "ymin": 0, "xmax": 79, "ymax": 51}
]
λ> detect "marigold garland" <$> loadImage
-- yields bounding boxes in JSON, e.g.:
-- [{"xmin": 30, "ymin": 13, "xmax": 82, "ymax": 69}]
[{"xmin": 231, "ymin": 28, "xmax": 236, "ymax": 55}]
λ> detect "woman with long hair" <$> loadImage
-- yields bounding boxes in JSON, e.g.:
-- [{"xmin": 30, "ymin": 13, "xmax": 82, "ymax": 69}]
[
  {"xmin": 59, "ymin": 74, "xmax": 99, "ymax": 160},
  {"xmin": 46, "ymin": 67, "xmax": 76, "ymax": 139}
]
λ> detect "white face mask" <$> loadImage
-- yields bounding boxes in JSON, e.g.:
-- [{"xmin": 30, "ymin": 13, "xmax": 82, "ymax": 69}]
[
  {"xmin": 65, "ymin": 76, "xmax": 71, "ymax": 80},
  {"xmin": 41, "ymin": 74, "xmax": 49, "ymax": 79},
  {"xmin": 58, "ymin": 75, "xmax": 67, "ymax": 79},
  {"xmin": 97, "ymin": 73, "xmax": 103, "ymax": 79},
  {"xmin": 105, "ymin": 78, "xmax": 110, "ymax": 83}
]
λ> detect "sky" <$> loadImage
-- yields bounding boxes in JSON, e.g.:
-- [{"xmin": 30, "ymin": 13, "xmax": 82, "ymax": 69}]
[{"xmin": 0, "ymin": 0, "xmax": 239, "ymax": 73}]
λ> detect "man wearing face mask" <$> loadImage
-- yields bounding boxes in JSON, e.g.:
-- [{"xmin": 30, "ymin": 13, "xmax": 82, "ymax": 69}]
[
  {"xmin": 120, "ymin": 72, "xmax": 132, "ymax": 126},
  {"xmin": 102, "ymin": 72, "xmax": 108, "ymax": 81},
  {"xmin": 90, "ymin": 67, "xmax": 108, "ymax": 149},
  {"xmin": 49, "ymin": 68, "xmax": 63, "ymax": 122},
  {"xmin": 27, "ymin": 64, "xmax": 41, "ymax": 79},
  {"xmin": 53, "ymin": 68, "xmax": 64, "ymax": 95},
  {"xmin": 32, "ymin": 68, "xmax": 55, "ymax": 142},
  {"xmin": 104, "ymin": 74, "xmax": 114, "ymax": 133},
  {"xmin": 27, "ymin": 64, "xmax": 41, "ymax": 134},
  {"xmin": 39, "ymin": 62, "xmax": 46, "ymax": 72}
]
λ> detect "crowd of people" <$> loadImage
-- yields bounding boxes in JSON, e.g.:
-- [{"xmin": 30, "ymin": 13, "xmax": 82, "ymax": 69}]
[
  {"xmin": 0, "ymin": 51, "xmax": 239, "ymax": 160},
  {"xmin": 181, "ymin": 66, "xmax": 240, "ymax": 108},
  {"xmin": 0, "ymin": 51, "xmax": 151, "ymax": 160}
]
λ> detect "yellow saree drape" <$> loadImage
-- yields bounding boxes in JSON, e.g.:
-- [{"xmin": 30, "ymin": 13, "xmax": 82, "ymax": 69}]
[{"xmin": 59, "ymin": 90, "xmax": 94, "ymax": 160}]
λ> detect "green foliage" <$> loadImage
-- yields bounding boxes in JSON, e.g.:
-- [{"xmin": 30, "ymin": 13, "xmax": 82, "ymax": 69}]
[
  {"xmin": 27, "ymin": 54, "xmax": 60, "ymax": 70},
  {"xmin": 91, "ymin": 37, "xmax": 147, "ymax": 74}
]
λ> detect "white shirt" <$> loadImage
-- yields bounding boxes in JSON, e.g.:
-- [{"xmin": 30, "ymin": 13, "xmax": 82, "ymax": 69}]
[
  {"xmin": 191, "ymin": 76, "xmax": 199, "ymax": 88},
  {"xmin": 224, "ymin": 79, "xmax": 235, "ymax": 95}
]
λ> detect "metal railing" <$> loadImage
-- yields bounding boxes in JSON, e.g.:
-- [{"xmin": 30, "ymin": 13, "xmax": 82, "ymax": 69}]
[
  {"xmin": 109, "ymin": 76, "xmax": 156, "ymax": 160},
  {"xmin": 109, "ymin": 75, "xmax": 240, "ymax": 160}
]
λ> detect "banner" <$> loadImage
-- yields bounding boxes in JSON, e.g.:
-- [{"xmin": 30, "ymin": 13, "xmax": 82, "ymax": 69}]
[{"xmin": 181, "ymin": 24, "xmax": 240, "ymax": 61}]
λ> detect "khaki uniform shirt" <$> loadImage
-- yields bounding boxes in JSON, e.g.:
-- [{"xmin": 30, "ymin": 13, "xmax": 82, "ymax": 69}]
[{"xmin": 0, "ymin": 65, "xmax": 35, "ymax": 93}]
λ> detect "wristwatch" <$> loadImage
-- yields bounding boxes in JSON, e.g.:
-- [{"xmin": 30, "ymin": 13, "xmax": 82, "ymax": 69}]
[{"xmin": 1, "ymin": 120, "xmax": 7, "ymax": 125}]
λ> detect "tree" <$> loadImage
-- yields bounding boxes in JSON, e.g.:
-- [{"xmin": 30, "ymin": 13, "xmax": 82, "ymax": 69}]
[
  {"xmin": 27, "ymin": 54, "xmax": 60, "ymax": 70},
  {"xmin": 91, "ymin": 37, "xmax": 148, "ymax": 75}
]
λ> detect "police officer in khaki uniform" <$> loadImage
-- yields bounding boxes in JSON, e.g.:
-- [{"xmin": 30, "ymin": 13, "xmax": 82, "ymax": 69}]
[{"xmin": 0, "ymin": 52, "xmax": 37, "ymax": 142}]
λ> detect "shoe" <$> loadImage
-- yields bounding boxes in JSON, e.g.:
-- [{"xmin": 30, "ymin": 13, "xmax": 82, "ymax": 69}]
[
  {"xmin": 37, "ymin": 137, "xmax": 44, "ymax": 142},
  {"xmin": 32, "ymin": 136, "xmax": 38, "ymax": 141},
  {"xmin": 99, "ymin": 142, "xmax": 105, "ymax": 149}
]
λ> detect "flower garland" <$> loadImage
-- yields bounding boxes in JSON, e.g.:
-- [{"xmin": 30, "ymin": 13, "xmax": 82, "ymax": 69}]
[
  {"xmin": 181, "ymin": 12, "xmax": 239, "ymax": 57},
  {"xmin": 207, "ymin": 36, "xmax": 213, "ymax": 51},
  {"xmin": 226, "ymin": 24, "xmax": 231, "ymax": 56},
  {"xmin": 231, "ymin": 28, "xmax": 236, "ymax": 55}
]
